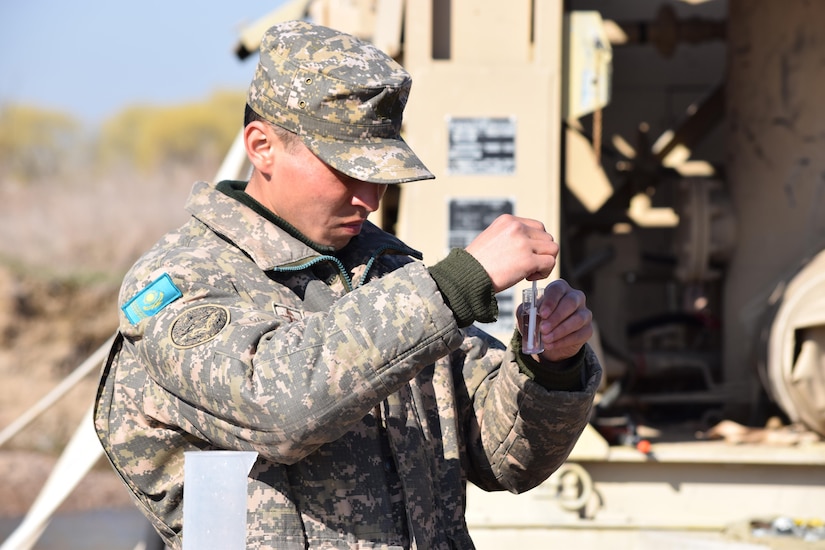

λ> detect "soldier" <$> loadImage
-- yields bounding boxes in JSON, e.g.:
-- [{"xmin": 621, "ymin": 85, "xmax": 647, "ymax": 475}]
[{"xmin": 94, "ymin": 19, "xmax": 601, "ymax": 550}]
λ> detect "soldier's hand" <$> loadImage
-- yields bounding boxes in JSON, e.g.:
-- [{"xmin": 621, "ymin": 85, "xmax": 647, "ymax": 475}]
[
  {"xmin": 533, "ymin": 279, "xmax": 593, "ymax": 362},
  {"xmin": 465, "ymin": 215, "xmax": 559, "ymax": 293}
]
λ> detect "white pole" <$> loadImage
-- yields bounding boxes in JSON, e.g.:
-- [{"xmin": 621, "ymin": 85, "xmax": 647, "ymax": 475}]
[{"xmin": 213, "ymin": 129, "xmax": 251, "ymax": 183}]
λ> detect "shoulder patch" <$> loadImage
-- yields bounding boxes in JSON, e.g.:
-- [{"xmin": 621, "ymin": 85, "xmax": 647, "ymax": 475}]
[
  {"xmin": 122, "ymin": 273, "xmax": 183, "ymax": 325},
  {"xmin": 170, "ymin": 305, "xmax": 230, "ymax": 348}
]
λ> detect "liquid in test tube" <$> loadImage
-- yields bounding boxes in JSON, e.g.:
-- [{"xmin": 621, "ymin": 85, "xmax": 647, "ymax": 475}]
[{"xmin": 521, "ymin": 282, "xmax": 544, "ymax": 354}]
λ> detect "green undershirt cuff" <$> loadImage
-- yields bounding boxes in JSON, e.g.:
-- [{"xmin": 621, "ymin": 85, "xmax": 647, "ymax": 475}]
[
  {"xmin": 511, "ymin": 330, "xmax": 586, "ymax": 392},
  {"xmin": 428, "ymin": 248, "xmax": 497, "ymax": 328}
]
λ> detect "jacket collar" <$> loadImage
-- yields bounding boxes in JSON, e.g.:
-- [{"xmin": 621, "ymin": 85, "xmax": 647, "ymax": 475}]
[{"xmin": 185, "ymin": 180, "xmax": 421, "ymax": 271}]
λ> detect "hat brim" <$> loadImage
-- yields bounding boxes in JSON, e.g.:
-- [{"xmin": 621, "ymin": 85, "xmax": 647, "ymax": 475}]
[{"xmin": 302, "ymin": 134, "xmax": 435, "ymax": 184}]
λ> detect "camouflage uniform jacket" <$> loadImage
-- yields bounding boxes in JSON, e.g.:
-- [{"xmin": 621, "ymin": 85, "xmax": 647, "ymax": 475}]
[{"xmin": 94, "ymin": 180, "xmax": 601, "ymax": 550}]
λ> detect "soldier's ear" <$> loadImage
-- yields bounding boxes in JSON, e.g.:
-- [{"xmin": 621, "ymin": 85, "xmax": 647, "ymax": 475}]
[{"xmin": 244, "ymin": 121, "xmax": 275, "ymax": 175}]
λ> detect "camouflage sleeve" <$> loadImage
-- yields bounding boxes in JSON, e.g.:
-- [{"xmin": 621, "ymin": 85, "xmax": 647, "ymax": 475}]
[
  {"xmin": 455, "ymin": 326, "xmax": 602, "ymax": 493},
  {"xmin": 120, "ymin": 253, "xmax": 463, "ymax": 464}
]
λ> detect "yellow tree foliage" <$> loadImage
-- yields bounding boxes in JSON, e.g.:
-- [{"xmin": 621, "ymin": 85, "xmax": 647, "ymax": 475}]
[
  {"xmin": 0, "ymin": 104, "xmax": 82, "ymax": 182},
  {"xmin": 98, "ymin": 90, "xmax": 246, "ymax": 173}
]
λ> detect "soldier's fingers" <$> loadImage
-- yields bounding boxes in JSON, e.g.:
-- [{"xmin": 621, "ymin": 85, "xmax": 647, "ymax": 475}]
[
  {"xmin": 539, "ymin": 283, "xmax": 585, "ymax": 327},
  {"xmin": 542, "ymin": 307, "xmax": 593, "ymax": 347}
]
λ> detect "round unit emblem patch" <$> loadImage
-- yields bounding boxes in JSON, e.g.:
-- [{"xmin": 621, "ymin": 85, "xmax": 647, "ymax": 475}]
[{"xmin": 170, "ymin": 305, "xmax": 229, "ymax": 348}]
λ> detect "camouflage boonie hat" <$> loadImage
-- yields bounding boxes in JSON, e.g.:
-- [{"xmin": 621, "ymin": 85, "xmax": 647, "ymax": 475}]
[{"xmin": 247, "ymin": 20, "xmax": 434, "ymax": 184}]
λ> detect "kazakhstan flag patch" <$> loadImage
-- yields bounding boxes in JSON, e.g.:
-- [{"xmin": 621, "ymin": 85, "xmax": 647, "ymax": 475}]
[{"xmin": 122, "ymin": 272, "xmax": 183, "ymax": 325}]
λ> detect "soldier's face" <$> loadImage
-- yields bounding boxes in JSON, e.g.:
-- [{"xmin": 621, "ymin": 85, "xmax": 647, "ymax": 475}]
[{"xmin": 266, "ymin": 138, "xmax": 388, "ymax": 249}]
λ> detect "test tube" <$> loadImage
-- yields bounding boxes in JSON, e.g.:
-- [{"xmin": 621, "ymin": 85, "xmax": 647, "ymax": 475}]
[{"xmin": 521, "ymin": 282, "xmax": 544, "ymax": 354}]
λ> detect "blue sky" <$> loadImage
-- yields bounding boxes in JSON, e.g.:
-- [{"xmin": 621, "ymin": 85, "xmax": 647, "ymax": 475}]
[{"xmin": 0, "ymin": 0, "xmax": 290, "ymax": 125}]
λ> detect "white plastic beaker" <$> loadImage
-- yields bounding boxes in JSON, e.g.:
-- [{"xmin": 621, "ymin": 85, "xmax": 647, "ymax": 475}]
[{"xmin": 182, "ymin": 450, "xmax": 258, "ymax": 550}]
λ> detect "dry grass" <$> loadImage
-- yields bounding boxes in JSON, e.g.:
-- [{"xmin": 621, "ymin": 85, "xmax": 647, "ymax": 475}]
[{"xmin": 0, "ymin": 167, "xmax": 204, "ymax": 278}]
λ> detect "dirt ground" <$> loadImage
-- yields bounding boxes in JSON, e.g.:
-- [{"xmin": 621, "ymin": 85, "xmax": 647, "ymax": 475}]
[
  {"xmin": 0, "ymin": 450, "xmax": 133, "ymax": 517},
  {"xmin": 0, "ymin": 266, "xmax": 133, "ymax": 518}
]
